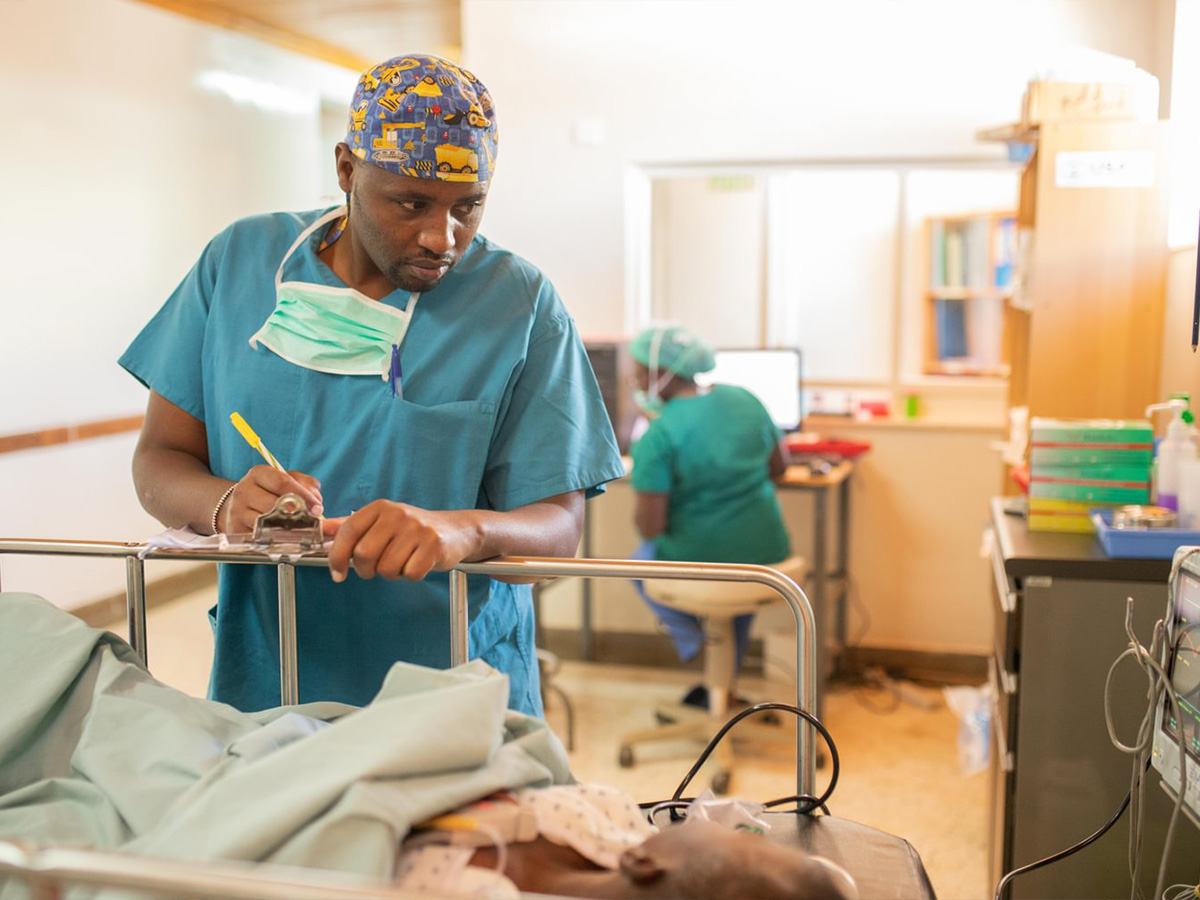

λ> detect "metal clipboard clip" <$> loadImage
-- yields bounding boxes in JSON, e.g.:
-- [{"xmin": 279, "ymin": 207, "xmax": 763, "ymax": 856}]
[{"xmin": 250, "ymin": 493, "xmax": 324, "ymax": 559}]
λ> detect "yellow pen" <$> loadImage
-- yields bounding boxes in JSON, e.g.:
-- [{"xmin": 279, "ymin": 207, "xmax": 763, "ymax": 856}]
[{"xmin": 230, "ymin": 411, "xmax": 286, "ymax": 473}]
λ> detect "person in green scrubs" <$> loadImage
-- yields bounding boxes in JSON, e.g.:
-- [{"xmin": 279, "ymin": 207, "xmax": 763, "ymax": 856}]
[{"xmin": 629, "ymin": 326, "xmax": 791, "ymax": 709}]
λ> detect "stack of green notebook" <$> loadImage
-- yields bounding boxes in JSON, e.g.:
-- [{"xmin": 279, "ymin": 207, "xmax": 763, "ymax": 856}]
[{"xmin": 1028, "ymin": 418, "xmax": 1154, "ymax": 533}]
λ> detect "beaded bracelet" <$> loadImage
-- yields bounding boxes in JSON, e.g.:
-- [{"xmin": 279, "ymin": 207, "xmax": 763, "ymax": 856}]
[{"xmin": 210, "ymin": 483, "xmax": 237, "ymax": 536}]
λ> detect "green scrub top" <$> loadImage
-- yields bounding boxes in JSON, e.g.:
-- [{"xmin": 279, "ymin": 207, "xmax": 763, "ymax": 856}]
[
  {"xmin": 119, "ymin": 209, "xmax": 624, "ymax": 716},
  {"xmin": 631, "ymin": 384, "xmax": 790, "ymax": 564}
]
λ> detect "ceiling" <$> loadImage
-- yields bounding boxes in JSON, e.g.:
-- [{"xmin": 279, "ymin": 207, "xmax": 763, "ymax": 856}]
[{"xmin": 133, "ymin": 0, "xmax": 461, "ymax": 73}]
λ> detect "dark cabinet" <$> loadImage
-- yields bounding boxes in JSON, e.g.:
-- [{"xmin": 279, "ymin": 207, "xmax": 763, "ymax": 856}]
[{"xmin": 988, "ymin": 499, "xmax": 1200, "ymax": 898}]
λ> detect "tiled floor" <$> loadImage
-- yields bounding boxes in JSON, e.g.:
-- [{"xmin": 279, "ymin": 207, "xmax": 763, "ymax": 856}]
[{"xmin": 102, "ymin": 587, "xmax": 989, "ymax": 899}]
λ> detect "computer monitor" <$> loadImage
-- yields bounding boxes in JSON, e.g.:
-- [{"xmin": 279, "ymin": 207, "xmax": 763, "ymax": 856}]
[
  {"xmin": 694, "ymin": 348, "xmax": 803, "ymax": 433},
  {"xmin": 1151, "ymin": 549, "xmax": 1200, "ymax": 825}
]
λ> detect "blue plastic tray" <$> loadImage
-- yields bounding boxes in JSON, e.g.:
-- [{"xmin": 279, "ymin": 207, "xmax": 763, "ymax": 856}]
[{"xmin": 1091, "ymin": 509, "xmax": 1200, "ymax": 559}]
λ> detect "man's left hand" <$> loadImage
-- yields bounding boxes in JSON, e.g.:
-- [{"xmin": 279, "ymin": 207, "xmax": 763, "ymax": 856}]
[{"xmin": 322, "ymin": 500, "xmax": 480, "ymax": 583}]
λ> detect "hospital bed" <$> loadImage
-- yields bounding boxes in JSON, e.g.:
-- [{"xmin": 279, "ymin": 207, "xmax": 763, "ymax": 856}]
[{"xmin": 0, "ymin": 537, "xmax": 935, "ymax": 900}]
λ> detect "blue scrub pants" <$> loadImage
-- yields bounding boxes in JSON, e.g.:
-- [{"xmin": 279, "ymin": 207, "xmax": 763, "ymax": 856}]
[{"xmin": 631, "ymin": 540, "xmax": 754, "ymax": 668}]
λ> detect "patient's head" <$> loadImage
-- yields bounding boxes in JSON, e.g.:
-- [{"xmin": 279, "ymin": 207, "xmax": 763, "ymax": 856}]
[
  {"xmin": 477, "ymin": 812, "xmax": 857, "ymax": 900},
  {"xmin": 616, "ymin": 819, "xmax": 857, "ymax": 900}
]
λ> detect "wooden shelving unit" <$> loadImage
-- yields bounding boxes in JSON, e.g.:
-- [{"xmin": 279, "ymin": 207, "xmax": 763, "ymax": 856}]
[
  {"xmin": 976, "ymin": 120, "xmax": 1169, "ymax": 421},
  {"xmin": 923, "ymin": 210, "xmax": 1017, "ymax": 377}
]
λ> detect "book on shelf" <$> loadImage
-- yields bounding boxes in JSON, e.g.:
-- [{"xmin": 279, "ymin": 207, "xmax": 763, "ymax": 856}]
[
  {"xmin": 966, "ymin": 294, "xmax": 1004, "ymax": 368},
  {"xmin": 934, "ymin": 298, "xmax": 968, "ymax": 359},
  {"xmin": 928, "ymin": 214, "xmax": 1015, "ymax": 293},
  {"xmin": 930, "ymin": 219, "xmax": 945, "ymax": 289},
  {"xmin": 993, "ymin": 216, "xmax": 1016, "ymax": 289},
  {"xmin": 944, "ymin": 229, "xmax": 964, "ymax": 289},
  {"xmin": 966, "ymin": 217, "xmax": 990, "ymax": 289}
]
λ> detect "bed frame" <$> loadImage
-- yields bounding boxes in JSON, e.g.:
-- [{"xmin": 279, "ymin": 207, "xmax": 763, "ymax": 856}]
[{"xmin": 0, "ymin": 540, "xmax": 934, "ymax": 899}]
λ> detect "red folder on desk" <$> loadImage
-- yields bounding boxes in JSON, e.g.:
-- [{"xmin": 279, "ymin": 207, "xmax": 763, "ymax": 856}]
[{"xmin": 784, "ymin": 434, "xmax": 871, "ymax": 459}]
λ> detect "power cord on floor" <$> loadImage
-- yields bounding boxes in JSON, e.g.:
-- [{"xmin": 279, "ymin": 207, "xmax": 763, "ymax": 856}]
[
  {"xmin": 638, "ymin": 702, "xmax": 840, "ymax": 824},
  {"xmin": 826, "ymin": 665, "xmax": 942, "ymax": 716}
]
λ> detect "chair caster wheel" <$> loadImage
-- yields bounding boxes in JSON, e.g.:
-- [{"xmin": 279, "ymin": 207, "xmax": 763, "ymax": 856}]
[
  {"xmin": 618, "ymin": 746, "xmax": 635, "ymax": 768},
  {"xmin": 711, "ymin": 770, "xmax": 731, "ymax": 795}
]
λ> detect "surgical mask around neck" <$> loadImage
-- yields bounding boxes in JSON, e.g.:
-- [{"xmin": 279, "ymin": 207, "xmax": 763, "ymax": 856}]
[{"xmin": 249, "ymin": 206, "xmax": 418, "ymax": 397}]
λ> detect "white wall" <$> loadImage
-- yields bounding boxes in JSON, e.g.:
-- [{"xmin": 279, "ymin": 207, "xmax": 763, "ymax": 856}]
[
  {"xmin": 465, "ymin": 0, "xmax": 1171, "ymax": 336},
  {"xmin": 0, "ymin": 0, "xmax": 356, "ymax": 608},
  {"xmin": 1159, "ymin": 244, "xmax": 1200, "ymax": 401},
  {"xmin": 651, "ymin": 175, "xmax": 766, "ymax": 347}
]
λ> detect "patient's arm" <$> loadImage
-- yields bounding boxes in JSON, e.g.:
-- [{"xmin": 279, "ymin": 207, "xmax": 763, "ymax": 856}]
[{"xmin": 468, "ymin": 820, "xmax": 857, "ymax": 900}]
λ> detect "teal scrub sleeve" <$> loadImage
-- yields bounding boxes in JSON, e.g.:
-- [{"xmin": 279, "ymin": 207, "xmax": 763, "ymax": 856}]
[
  {"xmin": 117, "ymin": 230, "xmax": 227, "ymax": 421},
  {"xmin": 630, "ymin": 424, "xmax": 673, "ymax": 494},
  {"xmin": 481, "ymin": 296, "xmax": 624, "ymax": 511}
]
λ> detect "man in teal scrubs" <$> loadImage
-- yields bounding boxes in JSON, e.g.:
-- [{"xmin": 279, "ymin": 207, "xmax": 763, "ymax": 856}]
[
  {"xmin": 120, "ymin": 54, "xmax": 624, "ymax": 715},
  {"xmin": 628, "ymin": 326, "xmax": 791, "ymax": 709}
]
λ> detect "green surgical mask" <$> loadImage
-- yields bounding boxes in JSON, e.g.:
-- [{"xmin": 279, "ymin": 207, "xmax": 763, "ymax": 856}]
[
  {"xmin": 249, "ymin": 206, "xmax": 418, "ymax": 397},
  {"xmin": 633, "ymin": 388, "xmax": 664, "ymax": 416},
  {"xmin": 633, "ymin": 328, "xmax": 674, "ymax": 417}
]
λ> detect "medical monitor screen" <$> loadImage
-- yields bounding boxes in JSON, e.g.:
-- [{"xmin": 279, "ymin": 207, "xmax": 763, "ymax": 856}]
[
  {"xmin": 695, "ymin": 349, "xmax": 803, "ymax": 433},
  {"xmin": 1164, "ymin": 567, "xmax": 1200, "ymax": 764}
]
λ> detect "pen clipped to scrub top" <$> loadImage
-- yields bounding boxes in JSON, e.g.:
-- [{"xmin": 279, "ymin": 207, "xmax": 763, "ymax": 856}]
[{"xmin": 230, "ymin": 411, "xmax": 286, "ymax": 472}]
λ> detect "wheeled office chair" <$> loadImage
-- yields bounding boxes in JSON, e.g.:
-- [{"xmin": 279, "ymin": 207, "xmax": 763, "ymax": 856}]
[{"xmin": 617, "ymin": 555, "xmax": 806, "ymax": 794}]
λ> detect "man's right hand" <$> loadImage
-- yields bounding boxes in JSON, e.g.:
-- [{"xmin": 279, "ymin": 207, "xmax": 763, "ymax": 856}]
[
  {"xmin": 132, "ymin": 392, "xmax": 325, "ymax": 537},
  {"xmin": 218, "ymin": 466, "xmax": 324, "ymax": 535}
]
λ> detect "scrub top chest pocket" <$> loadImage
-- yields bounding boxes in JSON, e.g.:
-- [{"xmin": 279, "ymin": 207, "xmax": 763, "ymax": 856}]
[{"xmin": 365, "ymin": 396, "xmax": 498, "ymax": 511}]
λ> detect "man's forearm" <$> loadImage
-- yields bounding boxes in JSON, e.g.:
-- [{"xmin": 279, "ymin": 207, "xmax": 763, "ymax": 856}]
[
  {"xmin": 457, "ymin": 493, "xmax": 584, "ymax": 583},
  {"xmin": 133, "ymin": 446, "xmax": 231, "ymax": 534}
]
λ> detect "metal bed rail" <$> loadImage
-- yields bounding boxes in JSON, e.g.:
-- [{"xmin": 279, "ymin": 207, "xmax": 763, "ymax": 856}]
[
  {"xmin": 0, "ymin": 540, "xmax": 818, "ymax": 797},
  {"xmin": 0, "ymin": 839, "xmax": 470, "ymax": 900},
  {"xmin": 0, "ymin": 539, "xmax": 819, "ymax": 899}
]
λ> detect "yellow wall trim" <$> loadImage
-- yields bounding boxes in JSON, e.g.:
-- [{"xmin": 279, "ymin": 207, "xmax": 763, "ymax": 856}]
[{"xmin": 130, "ymin": 0, "xmax": 369, "ymax": 72}]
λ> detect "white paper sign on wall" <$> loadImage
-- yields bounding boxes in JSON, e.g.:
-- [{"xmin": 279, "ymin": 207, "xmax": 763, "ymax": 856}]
[{"xmin": 1054, "ymin": 151, "xmax": 1155, "ymax": 188}]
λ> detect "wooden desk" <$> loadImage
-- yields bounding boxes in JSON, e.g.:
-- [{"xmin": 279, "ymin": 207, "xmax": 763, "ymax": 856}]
[{"xmin": 777, "ymin": 461, "xmax": 854, "ymax": 680}]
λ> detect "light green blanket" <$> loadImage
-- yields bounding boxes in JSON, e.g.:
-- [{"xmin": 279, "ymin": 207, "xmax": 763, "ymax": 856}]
[{"xmin": 0, "ymin": 592, "xmax": 571, "ymax": 885}]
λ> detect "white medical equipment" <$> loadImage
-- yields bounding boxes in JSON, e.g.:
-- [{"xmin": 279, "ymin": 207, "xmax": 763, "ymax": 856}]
[{"xmin": 1150, "ymin": 548, "xmax": 1200, "ymax": 826}]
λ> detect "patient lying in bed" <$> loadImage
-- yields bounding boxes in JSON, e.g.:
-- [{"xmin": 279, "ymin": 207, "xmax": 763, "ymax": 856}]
[{"xmin": 0, "ymin": 592, "xmax": 854, "ymax": 900}]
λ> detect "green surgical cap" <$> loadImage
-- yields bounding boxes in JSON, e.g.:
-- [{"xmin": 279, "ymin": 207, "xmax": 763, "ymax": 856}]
[{"xmin": 630, "ymin": 326, "xmax": 715, "ymax": 378}]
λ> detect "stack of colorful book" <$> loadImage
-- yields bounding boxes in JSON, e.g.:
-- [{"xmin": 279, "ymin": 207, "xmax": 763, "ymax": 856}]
[{"xmin": 1028, "ymin": 418, "xmax": 1154, "ymax": 533}]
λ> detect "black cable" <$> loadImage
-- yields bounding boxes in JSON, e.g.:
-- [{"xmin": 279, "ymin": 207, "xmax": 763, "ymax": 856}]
[
  {"xmin": 763, "ymin": 794, "xmax": 831, "ymax": 817},
  {"xmin": 993, "ymin": 783, "xmax": 1134, "ymax": 900},
  {"xmin": 638, "ymin": 702, "xmax": 840, "ymax": 820},
  {"xmin": 645, "ymin": 800, "xmax": 692, "ymax": 826},
  {"xmin": 645, "ymin": 793, "xmax": 831, "ymax": 827},
  {"xmin": 833, "ymin": 668, "xmax": 903, "ymax": 715}
]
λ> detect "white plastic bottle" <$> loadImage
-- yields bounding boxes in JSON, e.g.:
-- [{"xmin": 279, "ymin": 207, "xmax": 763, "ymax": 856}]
[{"xmin": 1146, "ymin": 399, "xmax": 1198, "ymax": 511}]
